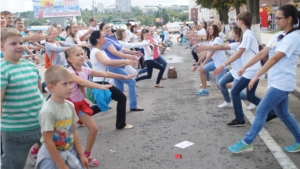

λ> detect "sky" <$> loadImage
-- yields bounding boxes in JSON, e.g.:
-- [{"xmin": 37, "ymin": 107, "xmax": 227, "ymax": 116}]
[{"xmin": 0, "ymin": 0, "xmax": 189, "ymax": 13}]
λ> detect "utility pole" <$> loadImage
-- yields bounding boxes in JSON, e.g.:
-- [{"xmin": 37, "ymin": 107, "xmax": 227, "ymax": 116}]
[{"xmin": 92, "ymin": 0, "xmax": 95, "ymax": 18}]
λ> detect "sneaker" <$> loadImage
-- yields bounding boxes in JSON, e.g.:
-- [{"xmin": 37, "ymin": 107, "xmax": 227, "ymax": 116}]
[
  {"xmin": 200, "ymin": 81, "xmax": 211, "ymax": 87},
  {"xmin": 28, "ymin": 145, "xmax": 38, "ymax": 165},
  {"xmin": 196, "ymin": 89, "xmax": 209, "ymax": 96},
  {"xmin": 266, "ymin": 113, "xmax": 277, "ymax": 122},
  {"xmin": 284, "ymin": 142, "xmax": 300, "ymax": 153},
  {"xmin": 246, "ymin": 103, "xmax": 257, "ymax": 110},
  {"xmin": 42, "ymin": 87, "xmax": 47, "ymax": 93},
  {"xmin": 228, "ymin": 140, "xmax": 253, "ymax": 153},
  {"xmin": 227, "ymin": 119, "xmax": 245, "ymax": 127},
  {"xmin": 217, "ymin": 101, "xmax": 233, "ymax": 108}
]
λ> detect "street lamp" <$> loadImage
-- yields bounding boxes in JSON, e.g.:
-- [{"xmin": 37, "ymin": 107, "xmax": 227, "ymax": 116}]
[{"xmin": 92, "ymin": 0, "xmax": 96, "ymax": 18}]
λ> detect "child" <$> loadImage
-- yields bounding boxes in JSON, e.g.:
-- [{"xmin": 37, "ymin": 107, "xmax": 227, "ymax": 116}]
[
  {"xmin": 65, "ymin": 46, "xmax": 135, "ymax": 166},
  {"xmin": 1, "ymin": 28, "xmax": 43, "ymax": 169},
  {"xmin": 35, "ymin": 65, "xmax": 89, "ymax": 169}
]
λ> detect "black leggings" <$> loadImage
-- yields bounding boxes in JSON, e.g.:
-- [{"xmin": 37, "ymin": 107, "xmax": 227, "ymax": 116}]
[
  {"xmin": 95, "ymin": 82, "xmax": 127, "ymax": 129},
  {"xmin": 136, "ymin": 60, "xmax": 165, "ymax": 84},
  {"xmin": 191, "ymin": 48, "xmax": 199, "ymax": 62}
]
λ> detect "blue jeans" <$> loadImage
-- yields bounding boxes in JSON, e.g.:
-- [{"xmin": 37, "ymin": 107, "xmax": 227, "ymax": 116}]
[
  {"xmin": 231, "ymin": 77, "xmax": 276, "ymax": 121},
  {"xmin": 203, "ymin": 61, "xmax": 226, "ymax": 86},
  {"xmin": 244, "ymin": 87, "xmax": 300, "ymax": 144},
  {"xmin": 136, "ymin": 60, "xmax": 165, "ymax": 84},
  {"xmin": 138, "ymin": 55, "xmax": 167, "ymax": 75},
  {"xmin": 218, "ymin": 72, "xmax": 247, "ymax": 103},
  {"xmin": 108, "ymin": 66, "xmax": 137, "ymax": 109},
  {"xmin": 203, "ymin": 58, "xmax": 213, "ymax": 81}
]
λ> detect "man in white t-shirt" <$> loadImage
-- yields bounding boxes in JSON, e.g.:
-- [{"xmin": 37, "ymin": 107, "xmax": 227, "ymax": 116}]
[
  {"xmin": 88, "ymin": 18, "xmax": 99, "ymax": 31},
  {"xmin": 163, "ymin": 28, "xmax": 173, "ymax": 49}
]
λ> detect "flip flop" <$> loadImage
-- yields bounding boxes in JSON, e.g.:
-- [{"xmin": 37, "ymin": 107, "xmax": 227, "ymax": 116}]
[
  {"xmin": 130, "ymin": 107, "xmax": 144, "ymax": 111},
  {"xmin": 155, "ymin": 84, "xmax": 164, "ymax": 88}
]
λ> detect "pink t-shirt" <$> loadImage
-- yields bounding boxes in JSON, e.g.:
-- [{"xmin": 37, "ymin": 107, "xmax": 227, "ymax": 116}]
[{"xmin": 68, "ymin": 66, "xmax": 92, "ymax": 102}]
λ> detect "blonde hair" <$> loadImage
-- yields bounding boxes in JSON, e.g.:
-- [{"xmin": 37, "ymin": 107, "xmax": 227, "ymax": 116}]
[
  {"xmin": 64, "ymin": 46, "xmax": 86, "ymax": 93},
  {"xmin": 116, "ymin": 28, "xmax": 125, "ymax": 40},
  {"xmin": 1, "ymin": 28, "xmax": 22, "ymax": 43},
  {"xmin": 44, "ymin": 65, "xmax": 72, "ymax": 85}
]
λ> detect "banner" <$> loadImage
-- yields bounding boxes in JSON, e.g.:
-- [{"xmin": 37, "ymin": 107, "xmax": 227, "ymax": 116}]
[
  {"xmin": 32, "ymin": 0, "xmax": 81, "ymax": 18},
  {"xmin": 155, "ymin": 18, "xmax": 164, "ymax": 23}
]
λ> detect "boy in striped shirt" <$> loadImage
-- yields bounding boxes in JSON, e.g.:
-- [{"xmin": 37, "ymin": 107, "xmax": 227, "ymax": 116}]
[{"xmin": 1, "ymin": 28, "xmax": 44, "ymax": 169}]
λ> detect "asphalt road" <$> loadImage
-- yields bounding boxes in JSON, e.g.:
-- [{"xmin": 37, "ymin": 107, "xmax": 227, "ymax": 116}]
[{"xmin": 24, "ymin": 34, "xmax": 300, "ymax": 169}]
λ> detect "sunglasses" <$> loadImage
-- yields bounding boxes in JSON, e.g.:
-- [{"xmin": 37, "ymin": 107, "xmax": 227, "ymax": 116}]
[{"xmin": 277, "ymin": 34, "xmax": 284, "ymax": 41}]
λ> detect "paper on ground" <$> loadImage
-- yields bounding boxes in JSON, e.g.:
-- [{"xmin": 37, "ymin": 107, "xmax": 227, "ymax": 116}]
[{"xmin": 174, "ymin": 141, "xmax": 194, "ymax": 149}]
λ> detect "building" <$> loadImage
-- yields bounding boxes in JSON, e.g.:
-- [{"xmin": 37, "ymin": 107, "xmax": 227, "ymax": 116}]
[
  {"xmin": 189, "ymin": 0, "xmax": 218, "ymax": 22},
  {"xmin": 139, "ymin": 6, "xmax": 158, "ymax": 13},
  {"xmin": 115, "ymin": 0, "xmax": 131, "ymax": 12},
  {"xmin": 190, "ymin": 8, "xmax": 198, "ymax": 22},
  {"xmin": 97, "ymin": 3, "xmax": 104, "ymax": 13},
  {"xmin": 104, "ymin": 5, "xmax": 117, "ymax": 13}
]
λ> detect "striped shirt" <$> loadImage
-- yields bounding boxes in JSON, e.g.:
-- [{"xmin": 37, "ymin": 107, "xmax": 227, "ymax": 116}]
[{"xmin": 1, "ymin": 59, "xmax": 44, "ymax": 131}]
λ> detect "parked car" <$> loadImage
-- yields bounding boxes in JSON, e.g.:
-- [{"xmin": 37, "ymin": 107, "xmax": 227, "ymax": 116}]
[{"xmin": 166, "ymin": 22, "xmax": 180, "ymax": 34}]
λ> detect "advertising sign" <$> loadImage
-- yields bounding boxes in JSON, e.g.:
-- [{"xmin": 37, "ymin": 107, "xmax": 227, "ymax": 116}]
[{"xmin": 32, "ymin": 0, "xmax": 81, "ymax": 18}]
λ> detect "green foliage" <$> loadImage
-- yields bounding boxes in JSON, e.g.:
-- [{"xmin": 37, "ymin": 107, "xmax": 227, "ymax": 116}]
[
  {"xmin": 16, "ymin": 6, "xmax": 188, "ymax": 28},
  {"xmin": 195, "ymin": 0, "xmax": 246, "ymax": 24}
]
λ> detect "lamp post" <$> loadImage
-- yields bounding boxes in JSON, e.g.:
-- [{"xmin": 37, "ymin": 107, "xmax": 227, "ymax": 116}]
[{"xmin": 92, "ymin": 0, "xmax": 96, "ymax": 18}]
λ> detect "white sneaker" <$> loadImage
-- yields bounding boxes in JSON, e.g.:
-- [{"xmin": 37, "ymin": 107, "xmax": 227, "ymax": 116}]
[
  {"xmin": 217, "ymin": 101, "xmax": 233, "ymax": 108},
  {"xmin": 200, "ymin": 81, "xmax": 211, "ymax": 87},
  {"xmin": 247, "ymin": 103, "xmax": 257, "ymax": 110}
]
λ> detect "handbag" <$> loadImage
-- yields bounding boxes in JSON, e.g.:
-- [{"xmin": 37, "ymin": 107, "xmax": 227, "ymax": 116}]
[
  {"xmin": 167, "ymin": 67, "xmax": 177, "ymax": 78},
  {"xmin": 86, "ymin": 87, "xmax": 96, "ymax": 104},
  {"xmin": 92, "ymin": 67, "xmax": 112, "ymax": 112}
]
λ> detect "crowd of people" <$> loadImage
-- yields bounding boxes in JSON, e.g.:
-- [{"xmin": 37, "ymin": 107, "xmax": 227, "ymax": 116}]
[
  {"xmin": 1, "ymin": 4, "xmax": 300, "ymax": 169},
  {"xmin": 0, "ymin": 9, "xmax": 173, "ymax": 169}
]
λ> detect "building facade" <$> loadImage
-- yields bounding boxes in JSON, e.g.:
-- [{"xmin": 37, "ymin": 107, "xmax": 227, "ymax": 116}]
[
  {"xmin": 115, "ymin": 0, "xmax": 131, "ymax": 12},
  {"xmin": 97, "ymin": 3, "xmax": 104, "ymax": 13}
]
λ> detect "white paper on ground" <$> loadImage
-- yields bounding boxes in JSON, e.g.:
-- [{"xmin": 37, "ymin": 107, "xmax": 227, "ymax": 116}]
[{"xmin": 174, "ymin": 141, "xmax": 194, "ymax": 149}]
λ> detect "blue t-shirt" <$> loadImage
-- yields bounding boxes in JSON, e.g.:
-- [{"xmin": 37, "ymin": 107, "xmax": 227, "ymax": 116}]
[
  {"xmin": 102, "ymin": 36, "xmax": 123, "ymax": 60},
  {"xmin": 0, "ymin": 51, "xmax": 3, "ymax": 58},
  {"xmin": 21, "ymin": 32, "xmax": 28, "ymax": 55},
  {"xmin": 160, "ymin": 28, "xmax": 164, "ymax": 35}
]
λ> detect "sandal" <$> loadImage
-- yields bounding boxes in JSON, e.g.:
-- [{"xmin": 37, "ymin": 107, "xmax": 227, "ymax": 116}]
[
  {"xmin": 155, "ymin": 84, "xmax": 164, "ymax": 88},
  {"xmin": 86, "ymin": 156, "xmax": 100, "ymax": 167},
  {"xmin": 122, "ymin": 124, "xmax": 134, "ymax": 129},
  {"xmin": 161, "ymin": 77, "xmax": 167, "ymax": 80},
  {"xmin": 130, "ymin": 107, "xmax": 144, "ymax": 111}
]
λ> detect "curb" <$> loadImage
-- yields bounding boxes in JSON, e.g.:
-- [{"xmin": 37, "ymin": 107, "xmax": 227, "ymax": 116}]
[{"xmin": 292, "ymin": 87, "xmax": 300, "ymax": 99}]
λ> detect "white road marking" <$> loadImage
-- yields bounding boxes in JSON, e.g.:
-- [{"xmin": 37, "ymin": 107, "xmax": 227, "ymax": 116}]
[{"xmin": 242, "ymin": 101, "xmax": 299, "ymax": 169}]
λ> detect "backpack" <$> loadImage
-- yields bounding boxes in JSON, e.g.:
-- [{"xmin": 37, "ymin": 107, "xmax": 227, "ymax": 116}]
[
  {"xmin": 167, "ymin": 67, "xmax": 177, "ymax": 78},
  {"xmin": 44, "ymin": 42, "xmax": 60, "ymax": 69},
  {"xmin": 249, "ymin": 32, "xmax": 269, "ymax": 66}
]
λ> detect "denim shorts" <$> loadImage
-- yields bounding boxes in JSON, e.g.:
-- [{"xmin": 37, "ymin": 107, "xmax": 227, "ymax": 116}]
[{"xmin": 78, "ymin": 110, "xmax": 86, "ymax": 117}]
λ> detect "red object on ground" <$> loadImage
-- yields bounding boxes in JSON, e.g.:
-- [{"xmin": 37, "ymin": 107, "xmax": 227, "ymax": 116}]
[{"xmin": 175, "ymin": 154, "xmax": 182, "ymax": 159}]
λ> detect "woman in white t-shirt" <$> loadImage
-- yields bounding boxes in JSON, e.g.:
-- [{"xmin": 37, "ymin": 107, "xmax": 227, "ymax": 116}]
[
  {"xmin": 214, "ymin": 12, "xmax": 277, "ymax": 127},
  {"xmin": 89, "ymin": 30, "xmax": 137, "ymax": 129},
  {"xmin": 193, "ymin": 25, "xmax": 227, "ymax": 96},
  {"xmin": 196, "ymin": 26, "xmax": 248, "ymax": 107},
  {"xmin": 215, "ymin": 21, "xmax": 224, "ymax": 40},
  {"xmin": 229, "ymin": 5, "xmax": 300, "ymax": 153},
  {"xmin": 65, "ymin": 23, "xmax": 91, "ymax": 59},
  {"xmin": 135, "ymin": 29, "xmax": 165, "ymax": 88},
  {"xmin": 129, "ymin": 25, "xmax": 139, "ymax": 43},
  {"xmin": 114, "ymin": 28, "xmax": 149, "ymax": 81}
]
